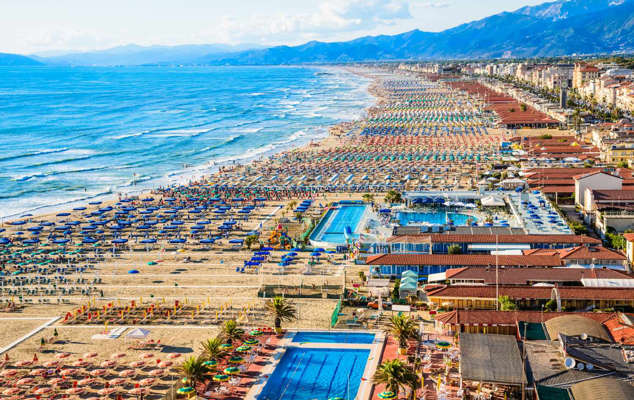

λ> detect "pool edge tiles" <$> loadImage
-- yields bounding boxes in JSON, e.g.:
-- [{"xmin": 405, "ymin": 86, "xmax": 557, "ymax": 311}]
[{"xmin": 246, "ymin": 330, "xmax": 384, "ymax": 400}]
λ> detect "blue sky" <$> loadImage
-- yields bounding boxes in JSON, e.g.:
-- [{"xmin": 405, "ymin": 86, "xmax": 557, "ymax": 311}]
[{"xmin": 1, "ymin": 0, "xmax": 547, "ymax": 54}]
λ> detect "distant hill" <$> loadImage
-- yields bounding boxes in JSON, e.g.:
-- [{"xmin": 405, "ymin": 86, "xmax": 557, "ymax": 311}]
[
  {"xmin": 200, "ymin": 0, "xmax": 634, "ymax": 64},
  {"xmin": 0, "ymin": 52, "xmax": 42, "ymax": 66},
  {"xmin": 36, "ymin": 43, "xmax": 263, "ymax": 66},
  {"xmin": 17, "ymin": 0, "xmax": 634, "ymax": 66}
]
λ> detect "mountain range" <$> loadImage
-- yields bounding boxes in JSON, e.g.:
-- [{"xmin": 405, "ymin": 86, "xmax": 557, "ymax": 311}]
[{"xmin": 2, "ymin": 0, "xmax": 633, "ymax": 66}]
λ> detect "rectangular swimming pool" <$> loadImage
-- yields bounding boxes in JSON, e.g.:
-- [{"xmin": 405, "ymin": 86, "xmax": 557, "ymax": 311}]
[
  {"xmin": 292, "ymin": 331, "xmax": 375, "ymax": 344},
  {"xmin": 257, "ymin": 347, "xmax": 370, "ymax": 400},
  {"xmin": 397, "ymin": 211, "xmax": 476, "ymax": 226},
  {"xmin": 310, "ymin": 204, "xmax": 368, "ymax": 245}
]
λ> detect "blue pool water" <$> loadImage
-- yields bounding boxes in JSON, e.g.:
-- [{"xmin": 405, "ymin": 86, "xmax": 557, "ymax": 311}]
[
  {"xmin": 293, "ymin": 331, "xmax": 375, "ymax": 344},
  {"xmin": 258, "ymin": 347, "xmax": 370, "ymax": 400},
  {"xmin": 311, "ymin": 204, "xmax": 368, "ymax": 244},
  {"xmin": 398, "ymin": 211, "xmax": 476, "ymax": 226}
]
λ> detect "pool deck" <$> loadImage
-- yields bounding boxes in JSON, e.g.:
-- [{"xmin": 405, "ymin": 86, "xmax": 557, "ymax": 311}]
[{"xmin": 245, "ymin": 329, "xmax": 385, "ymax": 400}]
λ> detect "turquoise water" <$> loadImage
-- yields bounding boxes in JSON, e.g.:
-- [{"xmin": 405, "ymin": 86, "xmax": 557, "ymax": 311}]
[
  {"xmin": 0, "ymin": 66, "xmax": 372, "ymax": 218},
  {"xmin": 258, "ymin": 347, "xmax": 369, "ymax": 400},
  {"xmin": 311, "ymin": 205, "xmax": 368, "ymax": 244},
  {"xmin": 292, "ymin": 331, "xmax": 375, "ymax": 344},
  {"xmin": 398, "ymin": 211, "xmax": 476, "ymax": 226}
]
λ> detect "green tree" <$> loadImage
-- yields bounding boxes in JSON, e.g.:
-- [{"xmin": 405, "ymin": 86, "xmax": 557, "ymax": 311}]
[
  {"xmin": 221, "ymin": 320, "xmax": 244, "ymax": 344},
  {"xmin": 179, "ymin": 356, "xmax": 206, "ymax": 392},
  {"xmin": 387, "ymin": 314, "xmax": 419, "ymax": 353},
  {"xmin": 362, "ymin": 193, "xmax": 375, "ymax": 204},
  {"xmin": 200, "ymin": 336, "xmax": 226, "ymax": 361},
  {"xmin": 244, "ymin": 234, "xmax": 260, "ymax": 250},
  {"xmin": 448, "ymin": 244, "xmax": 462, "ymax": 255},
  {"xmin": 384, "ymin": 190, "xmax": 403, "ymax": 204},
  {"xmin": 373, "ymin": 359, "xmax": 419, "ymax": 398},
  {"xmin": 617, "ymin": 160, "xmax": 628, "ymax": 168},
  {"xmin": 264, "ymin": 296, "xmax": 297, "ymax": 334},
  {"xmin": 520, "ymin": 104, "xmax": 527, "ymax": 112},
  {"xmin": 391, "ymin": 279, "xmax": 401, "ymax": 301},
  {"xmin": 498, "ymin": 295, "xmax": 518, "ymax": 311}
]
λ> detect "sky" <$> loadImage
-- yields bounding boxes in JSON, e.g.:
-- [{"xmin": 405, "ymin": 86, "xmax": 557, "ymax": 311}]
[{"xmin": 1, "ymin": 0, "xmax": 548, "ymax": 55}]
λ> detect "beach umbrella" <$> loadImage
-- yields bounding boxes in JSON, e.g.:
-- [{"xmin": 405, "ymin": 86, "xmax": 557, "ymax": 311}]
[
  {"xmin": 224, "ymin": 366, "xmax": 240, "ymax": 375},
  {"xmin": 34, "ymin": 387, "xmax": 53, "ymax": 395},
  {"xmin": 228, "ymin": 356, "xmax": 244, "ymax": 364},
  {"xmin": 98, "ymin": 388, "xmax": 117, "ymax": 396},
  {"xmin": 108, "ymin": 377, "xmax": 126, "ymax": 386},
  {"xmin": 219, "ymin": 343, "xmax": 232, "ymax": 350},
  {"xmin": 212, "ymin": 374, "xmax": 230, "ymax": 382},
  {"xmin": 235, "ymin": 345, "xmax": 251, "ymax": 352},
  {"xmin": 47, "ymin": 377, "xmax": 65, "ymax": 386},
  {"xmin": 100, "ymin": 360, "xmax": 116, "ymax": 368},
  {"xmin": 139, "ymin": 378, "xmax": 155, "ymax": 387},
  {"xmin": 2, "ymin": 388, "xmax": 22, "ymax": 396},
  {"xmin": 378, "ymin": 391, "xmax": 397, "ymax": 399},
  {"xmin": 249, "ymin": 329, "xmax": 263, "ymax": 336},
  {"xmin": 90, "ymin": 368, "xmax": 107, "ymax": 377},
  {"xmin": 15, "ymin": 377, "xmax": 35, "ymax": 385},
  {"xmin": 202, "ymin": 360, "xmax": 217, "ymax": 369},
  {"xmin": 167, "ymin": 353, "xmax": 181, "ymax": 359},
  {"xmin": 127, "ymin": 269, "xmax": 140, "ymax": 274},
  {"xmin": 149, "ymin": 368, "xmax": 166, "ymax": 376},
  {"xmin": 66, "ymin": 387, "xmax": 85, "ymax": 395},
  {"xmin": 119, "ymin": 369, "xmax": 136, "ymax": 378},
  {"xmin": 177, "ymin": 386, "xmax": 195, "ymax": 395},
  {"xmin": 244, "ymin": 339, "xmax": 258, "ymax": 345}
]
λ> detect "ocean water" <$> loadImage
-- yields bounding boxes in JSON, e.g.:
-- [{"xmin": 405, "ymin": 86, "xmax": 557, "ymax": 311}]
[{"xmin": 0, "ymin": 66, "xmax": 373, "ymax": 218}]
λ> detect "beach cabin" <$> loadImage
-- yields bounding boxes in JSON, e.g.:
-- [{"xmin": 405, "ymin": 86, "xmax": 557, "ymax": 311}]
[{"xmin": 398, "ymin": 270, "xmax": 418, "ymax": 299}]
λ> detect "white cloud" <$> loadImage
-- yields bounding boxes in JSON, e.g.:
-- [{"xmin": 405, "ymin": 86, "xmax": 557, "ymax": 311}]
[
  {"xmin": 202, "ymin": 0, "xmax": 414, "ymax": 45},
  {"xmin": 418, "ymin": 1, "xmax": 453, "ymax": 8}
]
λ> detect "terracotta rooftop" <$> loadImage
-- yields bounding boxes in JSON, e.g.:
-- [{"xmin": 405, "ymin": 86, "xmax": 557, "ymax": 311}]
[
  {"xmin": 524, "ymin": 246, "xmax": 626, "ymax": 261},
  {"xmin": 426, "ymin": 285, "xmax": 634, "ymax": 300},
  {"xmin": 435, "ymin": 310, "xmax": 615, "ymax": 326},
  {"xmin": 444, "ymin": 266, "xmax": 630, "ymax": 285},
  {"xmin": 592, "ymin": 190, "xmax": 634, "ymax": 202},
  {"xmin": 366, "ymin": 254, "xmax": 562, "ymax": 267},
  {"xmin": 603, "ymin": 313, "xmax": 634, "ymax": 345}
]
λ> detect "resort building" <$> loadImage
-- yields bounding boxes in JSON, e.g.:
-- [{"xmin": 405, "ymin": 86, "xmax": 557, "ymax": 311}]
[
  {"xmin": 425, "ymin": 285, "xmax": 634, "ymax": 310},
  {"xmin": 429, "ymin": 266, "xmax": 633, "ymax": 286},
  {"xmin": 366, "ymin": 254, "xmax": 562, "ymax": 278},
  {"xmin": 573, "ymin": 63, "xmax": 600, "ymax": 89},
  {"xmin": 433, "ymin": 310, "xmax": 616, "ymax": 336},
  {"xmin": 574, "ymin": 171, "xmax": 623, "ymax": 210},
  {"xmin": 387, "ymin": 233, "xmax": 600, "ymax": 255},
  {"xmin": 582, "ymin": 189, "xmax": 634, "ymax": 234},
  {"xmin": 523, "ymin": 245, "xmax": 628, "ymax": 270}
]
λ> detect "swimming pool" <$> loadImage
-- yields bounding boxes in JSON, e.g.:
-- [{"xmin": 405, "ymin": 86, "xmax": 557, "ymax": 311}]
[
  {"xmin": 293, "ymin": 331, "xmax": 375, "ymax": 344},
  {"xmin": 310, "ymin": 204, "xmax": 368, "ymax": 245},
  {"xmin": 398, "ymin": 211, "xmax": 476, "ymax": 226},
  {"xmin": 257, "ymin": 347, "xmax": 370, "ymax": 400}
]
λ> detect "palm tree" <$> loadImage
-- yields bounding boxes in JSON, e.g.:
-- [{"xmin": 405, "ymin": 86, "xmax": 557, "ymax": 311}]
[
  {"xmin": 221, "ymin": 320, "xmax": 244, "ymax": 344},
  {"xmin": 264, "ymin": 296, "xmax": 297, "ymax": 334},
  {"xmin": 244, "ymin": 234, "xmax": 259, "ymax": 250},
  {"xmin": 373, "ymin": 359, "xmax": 419, "ymax": 398},
  {"xmin": 362, "ymin": 193, "xmax": 374, "ymax": 204},
  {"xmin": 180, "ymin": 356, "xmax": 206, "ymax": 392},
  {"xmin": 200, "ymin": 336, "xmax": 226, "ymax": 361},
  {"xmin": 387, "ymin": 314, "xmax": 419, "ymax": 354}
]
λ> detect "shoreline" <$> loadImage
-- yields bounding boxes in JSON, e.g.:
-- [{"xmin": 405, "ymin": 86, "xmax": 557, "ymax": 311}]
[{"xmin": 1, "ymin": 66, "xmax": 377, "ymax": 223}]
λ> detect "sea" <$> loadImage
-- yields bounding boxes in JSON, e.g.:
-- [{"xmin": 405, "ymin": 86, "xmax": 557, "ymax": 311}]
[{"xmin": 0, "ymin": 66, "xmax": 373, "ymax": 219}]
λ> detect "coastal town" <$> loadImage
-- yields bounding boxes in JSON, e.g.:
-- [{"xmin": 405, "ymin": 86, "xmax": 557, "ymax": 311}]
[{"xmin": 0, "ymin": 60, "xmax": 633, "ymax": 400}]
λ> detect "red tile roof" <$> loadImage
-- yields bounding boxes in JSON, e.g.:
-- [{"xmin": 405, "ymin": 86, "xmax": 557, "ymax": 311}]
[
  {"xmin": 434, "ymin": 310, "xmax": 615, "ymax": 326},
  {"xmin": 603, "ymin": 314, "xmax": 634, "ymax": 345},
  {"xmin": 366, "ymin": 254, "xmax": 562, "ymax": 267},
  {"xmin": 525, "ymin": 246, "xmax": 626, "ymax": 261},
  {"xmin": 445, "ymin": 266, "xmax": 631, "ymax": 285},
  {"xmin": 426, "ymin": 285, "xmax": 634, "ymax": 301},
  {"xmin": 592, "ymin": 190, "xmax": 634, "ymax": 202},
  {"xmin": 387, "ymin": 234, "xmax": 600, "ymax": 245}
]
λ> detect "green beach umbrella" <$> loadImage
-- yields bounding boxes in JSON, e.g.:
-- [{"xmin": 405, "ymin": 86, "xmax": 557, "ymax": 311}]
[
  {"xmin": 249, "ymin": 330, "xmax": 263, "ymax": 336},
  {"xmin": 378, "ymin": 391, "xmax": 397, "ymax": 399},
  {"xmin": 243, "ymin": 339, "xmax": 258, "ymax": 345},
  {"xmin": 202, "ymin": 360, "xmax": 218, "ymax": 368},
  {"xmin": 235, "ymin": 345, "xmax": 251, "ymax": 352},
  {"xmin": 224, "ymin": 366, "xmax": 240, "ymax": 375},
  {"xmin": 228, "ymin": 356, "xmax": 244, "ymax": 364},
  {"xmin": 213, "ymin": 374, "xmax": 230, "ymax": 382},
  {"xmin": 177, "ymin": 386, "xmax": 194, "ymax": 395},
  {"xmin": 219, "ymin": 343, "xmax": 233, "ymax": 350}
]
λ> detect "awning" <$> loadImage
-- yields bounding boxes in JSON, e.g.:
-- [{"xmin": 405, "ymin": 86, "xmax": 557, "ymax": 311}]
[
  {"xmin": 581, "ymin": 278, "xmax": 634, "ymax": 288},
  {"xmin": 428, "ymin": 272, "xmax": 446, "ymax": 282}
]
